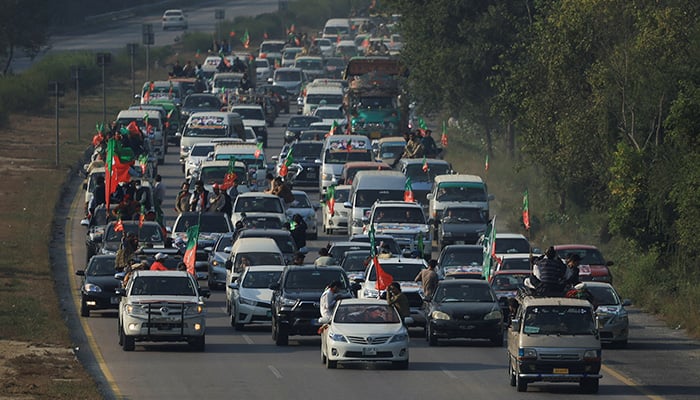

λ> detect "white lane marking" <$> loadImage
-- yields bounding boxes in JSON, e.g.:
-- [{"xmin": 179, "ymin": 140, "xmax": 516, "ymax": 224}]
[
  {"xmin": 441, "ymin": 368, "xmax": 458, "ymax": 379},
  {"xmin": 242, "ymin": 335, "xmax": 254, "ymax": 345},
  {"xmin": 268, "ymin": 365, "xmax": 283, "ymax": 379}
]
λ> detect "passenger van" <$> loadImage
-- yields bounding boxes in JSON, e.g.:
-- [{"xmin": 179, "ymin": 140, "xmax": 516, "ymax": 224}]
[
  {"xmin": 302, "ymin": 80, "xmax": 344, "ymax": 115},
  {"xmin": 346, "ymin": 170, "xmax": 406, "ymax": 236},
  {"xmin": 225, "ymin": 237, "xmax": 285, "ymax": 301},
  {"xmin": 427, "ymin": 174, "xmax": 493, "ymax": 225},
  {"xmin": 140, "ymin": 80, "xmax": 184, "ymax": 106},
  {"xmin": 179, "ymin": 112, "xmax": 245, "ymax": 168},
  {"xmin": 322, "ymin": 18, "xmax": 351, "ymax": 40},
  {"xmin": 320, "ymin": 134, "xmax": 372, "ymax": 195},
  {"xmin": 115, "ymin": 109, "xmax": 167, "ymax": 165}
]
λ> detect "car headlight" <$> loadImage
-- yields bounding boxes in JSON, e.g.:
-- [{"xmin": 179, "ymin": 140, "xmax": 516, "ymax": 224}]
[
  {"xmin": 211, "ymin": 260, "xmax": 220, "ymax": 266},
  {"xmin": 518, "ymin": 348, "xmax": 537, "ymax": 360},
  {"xmin": 390, "ymin": 333, "xmax": 408, "ymax": 343},
  {"xmin": 239, "ymin": 297, "xmax": 257, "ymax": 306},
  {"xmin": 181, "ymin": 145, "xmax": 191, "ymax": 153},
  {"xmin": 280, "ymin": 297, "xmax": 298, "ymax": 307},
  {"xmin": 363, "ymin": 288, "xmax": 378, "ymax": 298},
  {"xmin": 442, "ymin": 232, "xmax": 452, "ymax": 237},
  {"xmin": 322, "ymin": 172, "xmax": 334, "ymax": 181},
  {"xmin": 583, "ymin": 349, "xmax": 601, "ymax": 361},
  {"xmin": 352, "ymin": 218, "xmax": 365, "ymax": 227},
  {"xmin": 126, "ymin": 304, "xmax": 148, "ymax": 316},
  {"xmin": 186, "ymin": 304, "xmax": 204, "ymax": 314},
  {"xmin": 431, "ymin": 310, "xmax": 451, "ymax": 320},
  {"xmin": 484, "ymin": 310, "xmax": 502, "ymax": 320},
  {"xmin": 329, "ymin": 332, "xmax": 347, "ymax": 342},
  {"xmin": 83, "ymin": 283, "xmax": 102, "ymax": 293}
]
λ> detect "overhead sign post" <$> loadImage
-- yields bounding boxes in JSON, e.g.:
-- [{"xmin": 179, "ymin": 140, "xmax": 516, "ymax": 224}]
[
  {"xmin": 126, "ymin": 43, "xmax": 138, "ymax": 98},
  {"xmin": 48, "ymin": 81, "xmax": 65, "ymax": 168},
  {"xmin": 142, "ymin": 24, "xmax": 154, "ymax": 81},
  {"xmin": 215, "ymin": 9, "xmax": 225, "ymax": 48}
]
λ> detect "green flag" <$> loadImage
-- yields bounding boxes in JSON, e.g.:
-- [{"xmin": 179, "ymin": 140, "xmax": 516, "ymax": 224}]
[
  {"xmin": 482, "ymin": 216, "xmax": 497, "ymax": 279},
  {"xmin": 369, "ymin": 223, "xmax": 376, "ymax": 257},
  {"xmin": 184, "ymin": 224, "xmax": 200, "ymax": 277}
]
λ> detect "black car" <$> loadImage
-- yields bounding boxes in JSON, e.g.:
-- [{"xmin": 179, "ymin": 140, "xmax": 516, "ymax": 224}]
[
  {"xmin": 283, "ymin": 116, "xmax": 322, "ymax": 143},
  {"xmin": 437, "ymin": 206, "xmax": 488, "ymax": 251},
  {"xmin": 286, "ymin": 140, "xmax": 324, "ymax": 186},
  {"xmin": 423, "ymin": 279, "xmax": 504, "ymax": 346},
  {"xmin": 436, "ymin": 244, "xmax": 485, "ymax": 279},
  {"xmin": 269, "ymin": 265, "xmax": 354, "ymax": 345},
  {"xmin": 180, "ymin": 93, "xmax": 224, "ymax": 121},
  {"xmin": 257, "ymin": 84, "xmax": 291, "ymax": 114},
  {"xmin": 76, "ymin": 255, "xmax": 121, "ymax": 317},
  {"xmin": 99, "ymin": 221, "xmax": 169, "ymax": 255}
]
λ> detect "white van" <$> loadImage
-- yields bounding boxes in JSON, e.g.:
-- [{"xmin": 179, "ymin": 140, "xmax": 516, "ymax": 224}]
[
  {"xmin": 323, "ymin": 18, "xmax": 351, "ymax": 40},
  {"xmin": 115, "ymin": 109, "xmax": 166, "ymax": 165},
  {"xmin": 179, "ymin": 112, "xmax": 245, "ymax": 168},
  {"xmin": 225, "ymin": 237, "xmax": 285, "ymax": 301},
  {"xmin": 302, "ymin": 80, "xmax": 344, "ymax": 115},
  {"xmin": 320, "ymin": 135, "xmax": 372, "ymax": 195},
  {"xmin": 346, "ymin": 170, "xmax": 406, "ymax": 236},
  {"xmin": 427, "ymin": 174, "xmax": 493, "ymax": 225}
]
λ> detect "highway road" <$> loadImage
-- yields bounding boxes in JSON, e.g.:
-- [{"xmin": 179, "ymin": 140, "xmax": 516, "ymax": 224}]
[{"xmin": 53, "ymin": 2, "xmax": 700, "ymax": 399}]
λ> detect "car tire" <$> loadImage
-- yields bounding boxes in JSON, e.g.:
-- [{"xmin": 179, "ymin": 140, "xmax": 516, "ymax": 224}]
[
  {"xmin": 580, "ymin": 378, "xmax": 599, "ymax": 394},
  {"xmin": 229, "ymin": 308, "xmax": 237, "ymax": 327},
  {"xmin": 80, "ymin": 298, "xmax": 90, "ymax": 317},
  {"xmin": 393, "ymin": 360, "xmax": 409, "ymax": 370},
  {"xmin": 427, "ymin": 323, "xmax": 438, "ymax": 346},
  {"xmin": 190, "ymin": 335, "xmax": 206, "ymax": 352},
  {"xmin": 234, "ymin": 322, "xmax": 245, "ymax": 331},
  {"xmin": 321, "ymin": 349, "xmax": 327, "ymax": 364},
  {"xmin": 515, "ymin": 374, "xmax": 527, "ymax": 392},
  {"xmin": 325, "ymin": 355, "xmax": 337, "ymax": 369},
  {"xmin": 508, "ymin": 359, "xmax": 516, "ymax": 387},
  {"xmin": 118, "ymin": 322, "xmax": 123, "ymax": 346},
  {"xmin": 274, "ymin": 319, "xmax": 288, "ymax": 346},
  {"xmin": 490, "ymin": 333, "xmax": 504, "ymax": 347},
  {"xmin": 122, "ymin": 330, "xmax": 135, "ymax": 352}
]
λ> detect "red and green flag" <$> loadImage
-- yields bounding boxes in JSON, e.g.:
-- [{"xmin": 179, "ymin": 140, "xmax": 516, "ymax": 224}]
[
  {"xmin": 254, "ymin": 142, "xmax": 263, "ymax": 159},
  {"xmin": 482, "ymin": 216, "xmax": 497, "ymax": 279},
  {"xmin": 369, "ymin": 222, "xmax": 376, "ymax": 256},
  {"xmin": 374, "ymin": 256, "xmax": 393, "ymax": 292},
  {"xmin": 326, "ymin": 185, "xmax": 336, "ymax": 216},
  {"xmin": 345, "ymin": 138, "xmax": 353, "ymax": 151},
  {"xmin": 195, "ymin": 48, "xmax": 201, "ymax": 59},
  {"xmin": 279, "ymin": 152, "xmax": 294, "ymax": 177},
  {"xmin": 421, "ymin": 156, "xmax": 429, "ymax": 173},
  {"xmin": 326, "ymin": 120, "xmax": 339, "ymax": 137},
  {"xmin": 441, "ymin": 120, "xmax": 448, "ymax": 147},
  {"xmin": 403, "ymin": 177, "xmax": 414, "ymax": 202},
  {"xmin": 522, "ymin": 190, "xmax": 530, "ymax": 230},
  {"xmin": 104, "ymin": 138, "xmax": 135, "ymax": 213},
  {"xmin": 113, "ymin": 218, "xmax": 124, "ymax": 232},
  {"xmin": 183, "ymin": 224, "xmax": 200, "ymax": 277},
  {"xmin": 485, "ymin": 153, "xmax": 490, "ymax": 172},
  {"xmin": 241, "ymin": 29, "xmax": 250, "ymax": 49},
  {"xmin": 263, "ymin": 31, "xmax": 269, "ymax": 39},
  {"xmin": 418, "ymin": 117, "xmax": 427, "ymax": 131},
  {"xmin": 138, "ymin": 205, "xmax": 145, "ymax": 228},
  {"xmin": 221, "ymin": 158, "xmax": 238, "ymax": 190}
]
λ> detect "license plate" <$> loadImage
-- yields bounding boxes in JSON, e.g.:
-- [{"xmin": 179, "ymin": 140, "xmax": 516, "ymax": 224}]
[
  {"xmin": 553, "ymin": 368, "xmax": 569, "ymax": 374},
  {"xmin": 110, "ymin": 297, "xmax": 120, "ymax": 304},
  {"xmin": 362, "ymin": 347, "xmax": 377, "ymax": 356},
  {"xmin": 370, "ymin": 132, "xmax": 381, "ymax": 139}
]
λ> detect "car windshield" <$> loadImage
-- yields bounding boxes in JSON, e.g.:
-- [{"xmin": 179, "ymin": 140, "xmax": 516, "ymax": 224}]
[
  {"xmin": 86, "ymin": 257, "xmax": 116, "ymax": 276},
  {"xmin": 314, "ymin": 108, "xmax": 344, "ymax": 119},
  {"xmin": 184, "ymin": 96, "xmax": 221, "ymax": 109},
  {"xmin": 233, "ymin": 108, "xmax": 264, "ymax": 120},
  {"xmin": 345, "ymin": 166, "xmax": 389, "ymax": 183},
  {"xmin": 359, "ymin": 96, "xmax": 395, "ymax": 109},
  {"xmin": 288, "ymin": 116, "xmax": 321, "ymax": 128},
  {"xmin": 130, "ymin": 276, "xmax": 196, "ymax": 296},
  {"xmin": 235, "ymin": 252, "xmax": 285, "ymax": 269},
  {"xmin": 500, "ymin": 258, "xmax": 532, "ymax": 271},
  {"xmin": 405, "ymin": 163, "xmax": 451, "ymax": 183},
  {"xmin": 291, "ymin": 193, "xmax": 312, "ymax": 208},
  {"xmin": 333, "ymin": 188, "xmax": 349, "ymax": 202},
  {"xmin": 174, "ymin": 214, "xmax": 231, "ymax": 233},
  {"xmin": 333, "ymin": 304, "xmax": 400, "ymax": 324},
  {"xmin": 189, "ymin": 145, "xmax": 215, "ymax": 157},
  {"xmin": 237, "ymin": 233, "xmax": 296, "ymax": 254},
  {"xmin": 369, "ymin": 263, "xmax": 424, "ymax": 282},
  {"xmin": 261, "ymin": 42, "xmax": 285, "ymax": 53},
  {"xmin": 441, "ymin": 248, "xmax": 483, "ymax": 268},
  {"xmin": 325, "ymin": 150, "xmax": 372, "ymax": 163},
  {"xmin": 434, "ymin": 283, "xmax": 495, "ymax": 302},
  {"xmin": 290, "ymin": 143, "xmax": 323, "ymax": 158},
  {"xmin": 443, "ymin": 207, "xmax": 487, "ymax": 223},
  {"xmin": 214, "ymin": 235, "xmax": 233, "ymax": 252},
  {"xmin": 106, "ymin": 224, "xmax": 163, "ymax": 243},
  {"xmin": 255, "ymin": 60, "xmax": 269, "ymax": 68},
  {"xmin": 242, "ymin": 270, "xmax": 282, "ymax": 289},
  {"xmin": 435, "ymin": 184, "xmax": 486, "ymax": 202},
  {"xmin": 491, "ymin": 274, "xmax": 528, "ymax": 291},
  {"xmin": 329, "ymin": 244, "xmax": 371, "ymax": 261},
  {"xmin": 340, "ymin": 252, "xmax": 369, "ymax": 271},
  {"xmin": 295, "ymin": 59, "xmax": 323, "ymax": 69},
  {"xmin": 284, "ymin": 270, "xmax": 349, "ymax": 290},
  {"xmin": 354, "ymin": 189, "xmax": 404, "ymax": 208},
  {"xmin": 523, "ymin": 306, "xmax": 596, "ymax": 336},
  {"xmin": 562, "ymin": 249, "xmax": 606, "ymax": 265},
  {"xmin": 235, "ymin": 197, "xmax": 283, "ymax": 213},
  {"xmin": 587, "ymin": 286, "xmax": 620, "ymax": 306},
  {"xmin": 241, "ymin": 216, "xmax": 283, "ymax": 229},
  {"xmin": 213, "ymin": 78, "xmax": 240, "ymax": 89},
  {"xmin": 275, "ymin": 71, "xmax": 301, "ymax": 81},
  {"xmin": 307, "ymin": 94, "xmax": 344, "ymax": 105},
  {"xmin": 373, "ymin": 207, "xmax": 424, "ymax": 224},
  {"xmin": 379, "ymin": 143, "xmax": 405, "ymax": 159},
  {"xmin": 496, "ymin": 238, "xmax": 530, "ymax": 254},
  {"xmin": 199, "ymin": 166, "xmax": 247, "ymax": 186}
]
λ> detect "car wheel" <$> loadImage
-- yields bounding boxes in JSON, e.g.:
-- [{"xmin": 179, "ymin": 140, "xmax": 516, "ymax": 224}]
[
  {"xmin": 509, "ymin": 359, "xmax": 516, "ymax": 387},
  {"xmin": 515, "ymin": 373, "xmax": 527, "ymax": 392},
  {"xmin": 229, "ymin": 307, "xmax": 237, "ymax": 327},
  {"xmin": 86, "ymin": 247, "xmax": 95, "ymax": 264},
  {"xmin": 393, "ymin": 360, "xmax": 409, "ymax": 370},
  {"xmin": 490, "ymin": 333, "xmax": 504, "ymax": 347},
  {"xmin": 118, "ymin": 322, "xmax": 123, "ymax": 346},
  {"xmin": 580, "ymin": 378, "xmax": 599, "ymax": 394},
  {"xmin": 234, "ymin": 322, "xmax": 245, "ymax": 331},
  {"xmin": 273, "ymin": 317, "xmax": 288, "ymax": 346},
  {"xmin": 325, "ymin": 355, "xmax": 337, "ymax": 369},
  {"xmin": 271, "ymin": 316, "xmax": 278, "ymax": 341},
  {"xmin": 427, "ymin": 323, "xmax": 438, "ymax": 346},
  {"xmin": 190, "ymin": 335, "xmax": 206, "ymax": 352},
  {"xmin": 225, "ymin": 300, "xmax": 231, "ymax": 315},
  {"xmin": 80, "ymin": 298, "xmax": 90, "ymax": 317},
  {"xmin": 122, "ymin": 330, "xmax": 135, "ymax": 352}
]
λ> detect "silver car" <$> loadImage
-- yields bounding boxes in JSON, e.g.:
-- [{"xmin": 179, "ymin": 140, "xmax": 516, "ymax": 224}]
[{"xmin": 584, "ymin": 282, "xmax": 631, "ymax": 347}]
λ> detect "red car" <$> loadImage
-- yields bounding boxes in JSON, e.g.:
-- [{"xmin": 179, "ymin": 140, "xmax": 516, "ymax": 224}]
[{"xmin": 554, "ymin": 244, "xmax": 614, "ymax": 283}]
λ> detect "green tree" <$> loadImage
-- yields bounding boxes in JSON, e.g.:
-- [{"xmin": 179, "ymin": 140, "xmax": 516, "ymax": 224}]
[{"xmin": 0, "ymin": 0, "xmax": 50, "ymax": 75}]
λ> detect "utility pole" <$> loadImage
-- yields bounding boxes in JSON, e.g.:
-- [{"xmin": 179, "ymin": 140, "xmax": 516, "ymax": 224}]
[
  {"xmin": 96, "ymin": 53, "xmax": 112, "ymax": 124},
  {"xmin": 215, "ymin": 9, "xmax": 225, "ymax": 49},
  {"xmin": 142, "ymin": 24, "xmax": 154, "ymax": 81},
  {"xmin": 48, "ymin": 81, "xmax": 65, "ymax": 168},
  {"xmin": 126, "ymin": 43, "xmax": 138, "ymax": 98},
  {"xmin": 70, "ymin": 66, "xmax": 83, "ymax": 141}
]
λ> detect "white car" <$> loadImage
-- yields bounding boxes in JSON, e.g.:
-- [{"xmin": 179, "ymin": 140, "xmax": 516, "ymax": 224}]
[
  {"xmin": 162, "ymin": 9, "xmax": 188, "ymax": 30},
  {"xmin": 321, "ymin": 298, "xmax": 410, "ymax": 369},
  {"xmin": 286, "ymin": 190, "xmax": 319, "ymax": 240},
  {"xmin": 231, "ymin": 192, "xmax": 287, "ymax": 227},
  {"xmin": 254, "ymin": 58, "xmax": 273, "ymax": 82},
  {"xmin": 184, "ymin": 142, "xmax": 215, "ymax": 177},
  {"xmin": 313, "ymin": 37, "xmax": 336, "ymax": 58},
  {"xmin": 227, "ymin": 265, "xmax": 285, "ymax": 330},
  {"xmin": 312, "ymin": 105, "xmax": 346, "ymax": 126},
  {"xmin": 230, "ymin": 104, "xmax": 269, "ymax": 147},
  {"xmin": 322, "ymin": 184, "xmax": 351, "ymax": 235}
]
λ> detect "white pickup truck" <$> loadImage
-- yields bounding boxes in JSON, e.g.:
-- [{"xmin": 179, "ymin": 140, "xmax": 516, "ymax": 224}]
[{"xmin": 116, "ymin": 270, "xmax": 210, "ymax": 351}]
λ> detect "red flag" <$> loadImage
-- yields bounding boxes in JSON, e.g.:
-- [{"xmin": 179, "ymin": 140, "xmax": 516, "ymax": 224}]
[
  {"xmin": 522, "ymin": 190, "xmax": 530, "ymax": 230},
  {"xmin": 184, "ymin": 225, "xmax": 199, "ymax": 277},
  {"xmin": 374, "ymin": 257, "xmax": 393, "ymax": 291},
  {"xmin": 127, "ymin": 121, "xmax": 141, "ymax": 136},
  {"xmin": 279, "ymin": 164, "xmax": 288, "ymax": 177},
  {"xmin": 263, "ymin": 31, "xmax": 269, "ymax": 39},
  {"xmin": 403, "ymin": 178, "xmax": 414, "ymax": 202},
  {"xmin": 421, "ymin": 156, "xmax": 429, "ymax": 173},
  {"xmin": 328, "ymin": 197, "xmax": 335, "ymax": 216},
  {"xmin": 113, "ymin": 219, "xmax": 124, "ymax": 232},
  {"xmin": 441, "ymin": 120, "xmax": 448, "ymax": 147},
  {"xmin": 254, "ymin": 142, "xmax": 263, "ymax": 159},
  {"xmin": 485, "ymin": 154, "xmax": 490, "ymax": 172},
  {"xmin": 221, "ymin": 158, "xmax": 238, "ymax": 190}
]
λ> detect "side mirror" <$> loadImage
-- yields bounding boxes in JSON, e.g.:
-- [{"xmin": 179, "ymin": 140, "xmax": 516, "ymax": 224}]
[
  {"xmin": 426, "ymin": 193, "xmax": 433, "ymax": 200},
  {"xmin": 622, "ymin": 299, "xmax": 632, "ymax": 307},
  {"xmin": 114, "ymin": 272, "xmax": 126, "ymax": 281},
  {"xmin": 75, "ymin": 270, "xmax": 85, "ymax": 276},
  {"xmin": 403, "ymin": 316, "xmax": 414, "ymax": 325},
  {"xmin": 343, "ymin": 201, "xmax": 352, "ymax": 208},
  {"xmin": 269, "ymin": 282, "xmax": 280, "ymax": 290},
  {"xmin": 199, "ymin": 288, "xmax": 211, "ymax": 298},
  {"xmin": 223, "ymin": 246, "xmax": 232, "ymax": 253},
  {"xmin": 225, "ymin": 260, "xmax": 233, "ymax": 270},
  {"xmin": 228, "ymin": 282, "xmax": 239, "ymax": 290},
  {"xmin": 511, "ymin": 319, "xmax": 520, "ymax": 331},
  {"xmin": 488, "ymin": 194, "xmax": 495, "ymax": 201},
  {"xmin": 115, "ymin": 287, "xmax": 126, "ymax": 296}
]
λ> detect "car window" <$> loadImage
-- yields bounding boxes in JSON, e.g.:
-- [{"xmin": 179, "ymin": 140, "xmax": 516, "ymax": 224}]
[
  {"xmin": 587, "ymin": 286, "xmax": 620, "ymax": 306},
  {"xmin": 368, "ymin": 262, "xmax": 424, "ymax": 281},
  {"xmin": 87, "ymin": 258, "xmax": 116, "ymax": 276},
  {"xmin": 131, "ymin": 276, "xmax": 196, "ymax": 296},
  {"xmin": 291, "ymin": 194, "xmax": 312, "ymax": 208},
  {"xmin": 235, "ymin": 197, "xmax": 283, "ymax": 213},
  {"xmin": 242, "ymin": 270, "xmax": 282, "ymax": 289},
  {"xmin": 440, "ymin": 248, "xmax": 482, "ymax": 267},
  {"xmin": 491, "ymin": 274, "xmax": 528, "ymax": 291},
  {"xmin": 284, "ymin": 270, "xmax": 348, "ymax": 290},
  {"xmin": 434, "ymin": 283, "xmax": 495, "ymax": 302},
  {"xmin": 333, "ymin": 304, "xmax": 400, "ymax": 323},
  {"xmin": 523, "ymin": 306, "xmax": 595, "ymax": 336}
]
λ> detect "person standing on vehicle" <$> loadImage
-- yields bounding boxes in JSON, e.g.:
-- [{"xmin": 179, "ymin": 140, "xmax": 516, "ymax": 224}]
[
  {"xmin": 189, "ymin": 180, "xmax": 210, "ymax": 212},
  {"xmin": 115, "ymin": 232, "xmax": 140, "ymax": 272},
  {"xmin": 565, "ymin": 253, "xmax": 582, "ymax": 287},
  {"xmin": 402, "ymin": 131, "xmax": 425, "ymax": 159},
  {"xmin": 209, "ymin": 184, "xmax": 226, "ymax": 213},
  {"xmin": 88, "ymin": 176, "xmax": 106, "ymax": 217},
  {"xmin": 387, "ymin": 282, "xmax": 410, "ymax": 320},
  {"xmin": 421, "ymin": 129, "xmax": 439, "ymax": 158},
  {"xmin": 175, "ymin": 181, "xmax": 190, "ymax": 214},
  {"xmin": 529, "ymin": 246, "xmax": 568, "ymax": 297},
  {"xmin": 150, "ymin": 253, "xmax": 169, "ymax": 271},
  {"xmin": 319, "ymin": 280, "xmax": 344, "ymax": 323},
  {"xmin": 415, "ymin": 259, "xmax": 439, "ymax": 299},
  {"xmin": 290, "ymin": 213, "xmax": 308, "ymax": 251}
]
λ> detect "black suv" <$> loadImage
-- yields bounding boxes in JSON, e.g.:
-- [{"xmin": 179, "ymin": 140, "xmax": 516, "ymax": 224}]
[{"xmin": 269, "ymin": 265, "xmax": 354, "ymax": 346}]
